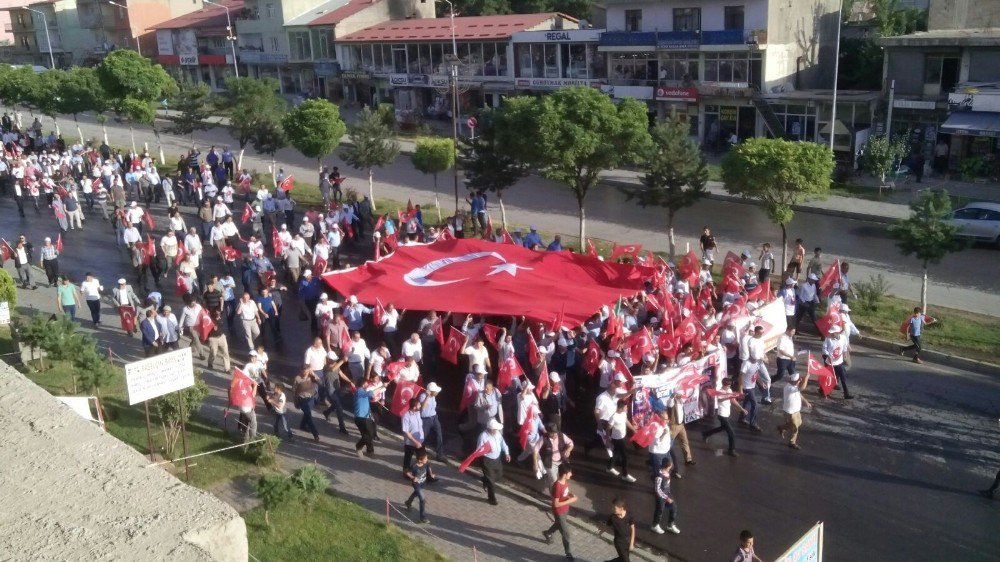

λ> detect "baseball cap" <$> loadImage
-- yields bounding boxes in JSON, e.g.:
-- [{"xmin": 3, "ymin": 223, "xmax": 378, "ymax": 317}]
[
  {"xmin": 549, "ymin": 372, "xmax": 561, "ymax": 383},
  {"xmin": 327, "ymin": 351, "xmax": 339, "ymax": 360},
  {"xmin": 249, "ymin": 350, "xmax": 258, "ymax": 356},
  {"xmin": 427, "ymin": 382, "xmax": 442, "ymax": 393},
  {"xmin": 808, "ymin": 273, "xmax": 819, "ymax": 281},
  {"xmin": 785, "ymin": 278, "xmax": 796, "ymax": 285},
  {"xmin": 117, "ymin": 278, "xmax": 126, "ymax": 284},
  {"xmin": 487, "ymin": 419, "xmax": 504, "ymax": 431}
]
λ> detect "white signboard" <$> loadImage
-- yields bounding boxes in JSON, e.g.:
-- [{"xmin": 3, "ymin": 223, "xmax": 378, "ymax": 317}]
[
  {"xmin": 125, "ymin": 347, "xmax": 195, "ymax": 405},
  {"xmin": 0, "ymin": 301, "xmax": 9, "ymax": 325},
  {"xmin": 775, "ymin": 521, "xmax": 824, "ymax": 562},
  {"xmin": 179, "ymin": 55, "xmax": 198, "ymax": 66},
  {"xmin": 177, "ymin": 29, "xmax": 198, "ymax": 59},
  {"xmin": 156, "ymin": 30, "xmax": 174, "ymax": 56}
]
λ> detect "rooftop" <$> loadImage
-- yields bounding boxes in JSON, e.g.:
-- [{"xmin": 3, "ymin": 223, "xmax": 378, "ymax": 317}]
[
  {"xmin": 879, "ymin": 28, "xmax": 1000, "ymax": 47},
  {"xmin": 337, "ymin": 12, "xmax": 572, "ymax": 42},
  {"xmin": 304, "ymin": 0, "xmax": 373, "ymax": 27},
  {"xmin": 150, "ymin": 0, "xmax": 244, "ymax": 31}
]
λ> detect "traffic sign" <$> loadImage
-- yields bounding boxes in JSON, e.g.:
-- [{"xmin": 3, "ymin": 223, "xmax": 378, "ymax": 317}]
[{"xmin": 467, "ymin": 116, "xmax": 477, "ymax": 129}]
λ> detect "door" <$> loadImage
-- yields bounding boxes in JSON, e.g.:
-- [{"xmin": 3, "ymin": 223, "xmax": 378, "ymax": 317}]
[
  {"xmin": 737, "ymin": 106, "xmax": 756, "ymax": 142},
  {"xmin": 951, "ymin": 207, "xmax": 980, "ymax": 239}
]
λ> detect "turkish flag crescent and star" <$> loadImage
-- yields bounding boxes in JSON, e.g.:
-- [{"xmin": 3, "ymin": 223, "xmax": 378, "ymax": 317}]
[
  {"xmin": 391, "ymin": 381, "xmax": 423, "ymax": 417},
  {"xmin": 807, "ymin": 353, "xmax": 837, "ymax": 397},
  {"xmin": 458, "ymin": 441, "xmax": 493, "ymax": 473},
  {"xmin": 322, "ymin": 239, "xmax": 652, "ymax": 327},
  {"xmin": 582, "ymin": 339, "xmax": 602, "ymax": 376},
  {"xmin": 497, "ymin": 356, "xmax": 524, "ymax": 393},
  {"xmin": 441, "ymin": 326, "xmax": 465, "ymax": 365},
  {"xmin": 229, "ymin": 368, "xmax": 257, "ymax": 410}
]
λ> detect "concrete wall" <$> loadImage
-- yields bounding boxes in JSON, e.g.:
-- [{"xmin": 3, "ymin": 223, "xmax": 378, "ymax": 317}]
[
  {"xmin": 766, "ymin": 0, "xmax": 840, "ymax": 89},
  {"xmin": 885, "ymin": 49, "xmax": 925, "ymax": 95},
  {"xmin": 928, "ymin": 0, "xmax": 1000, "ymax": 30},
  {"xmin": 0, "ymin": 361, "xmax": 247, "ymax": 561},
  {"xmin": 604, "ymin": 0, "xmax": 768, "ymax": 32}
]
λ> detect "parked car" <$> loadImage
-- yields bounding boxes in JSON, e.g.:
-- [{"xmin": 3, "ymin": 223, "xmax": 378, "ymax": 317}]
[{"xmin": 950, "ymin": 202, "xmax": 1000, "ymax": 248}]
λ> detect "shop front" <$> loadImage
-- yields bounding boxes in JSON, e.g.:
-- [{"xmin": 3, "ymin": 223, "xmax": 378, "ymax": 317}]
[
  {"xmin": 511, "ymin": 28, "xmax": 605, "ymax": 94},
  {"xmin": 655, "ymin": 85, "xmax": 699, "ymax": 136},
  {"xmin": 239, "ymin": 51, "xmax": 289, "ymax": 91}
]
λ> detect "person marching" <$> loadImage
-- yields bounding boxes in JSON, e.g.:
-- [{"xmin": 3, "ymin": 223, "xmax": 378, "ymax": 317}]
[
  {"xmin": 542, "ymin": 462, "xmax": 577, "ymax": 561},
  {"xmin": 404, "ymin": 449, "xmax": 437, "ymax": 524},
  {"xmin": 777, "ymin": 370, "xmax": 812, "ymax": 450},
  {"xmin": 900, "ymin": 306, "xmax": 936, "ymax": 364},
  {"xmin": 650, "ymin": 458, "xmax": 680, "ymax": 535}
]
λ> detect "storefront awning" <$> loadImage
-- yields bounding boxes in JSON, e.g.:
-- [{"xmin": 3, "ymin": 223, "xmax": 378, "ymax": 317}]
[{"xmin": 940, "ymin": 111, "xmax": 1000, "ymax": 138}]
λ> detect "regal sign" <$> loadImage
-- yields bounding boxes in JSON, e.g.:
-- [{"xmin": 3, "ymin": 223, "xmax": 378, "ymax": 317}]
[{"xmin": 655, "ymin": 86, "xmax": 698, "ymax": 102}]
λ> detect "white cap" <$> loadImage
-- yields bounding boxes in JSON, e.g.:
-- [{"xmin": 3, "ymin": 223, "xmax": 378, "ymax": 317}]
[
  {"xmin": 319, "ymin": 293, "xmax": 328, "ymax": 300},
  {"xmin": 249, "ymin": 350, "xmax": 258, "ymax": 356},
  {"xmin": 557, "ymin": 338, "xmax": 568, "ymax": 347},
  {"xmin": 828, "ymin": 325, "xmax": 842, "ymax": 334},
  {"xmin": 327, "ymin": 351, "xmax": 339, "ymax": 361},
  {"xmin": 281, "ymin": 224, "xmax": 287, "ymax": 230},
  {"xmin": 130, "ymin": 201, "xmax": 137, "ymax": 207},
  {"xmin": 44, "ymin": 237, "xmax": 51, "ymax": 242},
  {"xmin": 840, "ymin": 304, "xmax": 851, "ymax": 312},
  {"xmin": 788, "ymin": 371, "xmax": 801, "ymax": 382},
  {"xmin": 348, "ymin": 295, "xmax": 358, "ymax": 304},
  {"xmin": 474, "ymin": 364, "xmax": 487, "ymax": 374},
  {"xmin": 303, "ymin": 269, "xmax": 312, "ymax": 277},
  {"xmin": 549, "ymin": 372, "xmax": 561, "ymax": 383},
  {"xmin": 785, "ymin": 278, "xmax": 796, "ymax": 285},
  {"xmin": 607, "ymin": 350, "xmax": 619, "ymax": 358},
  {"xmin": 427, "ymin": 382, "xmax": 442, "ymax": 393},
  {"xmin": 487, "ymin": 419, "xmax": 504, "ymax": 431},
  {"xmin": 644, "ymin": 353, "xmax": 655, "ymax": 363},
  {"xmin": 808, "ymin": 273, "xmax": 819, "ymax": 281},
  {"xmin": 117, "ymin": 278, "xmax": 126, "ymax": 284},
  {"xmin": 615, "ymin": 373, "xmax": 628, "ymax": 382}
]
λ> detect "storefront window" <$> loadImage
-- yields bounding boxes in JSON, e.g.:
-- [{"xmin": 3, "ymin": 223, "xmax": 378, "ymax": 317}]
[
  {"xmin": 361, "ymin": 45, "xmax": 373, "ymax": 70},
  {"xmin": 587, "ymin": 45, "xmax": 605, "ymax": 79},
  {"xmin": 771, "ymin": 103, "xmax": 816, "ymax": 141},
  {"xmin": 483, "ymin": 43, "xmax": 500, "ymax": 76},
  {"xmin": 562, "ymin": 44, "xmax": 587, "ymax": 78},
  {"xmin": 611, "ymin": 52, "xmax": 657, "ymax": 86},
  {"xmin": 432, "ymin": 43, "xmax": 444, "ymax": 74},
  {"xmin": 544, "ymin": 44, "xmax": 558, "ymax": 77},
  {"xmin": 704, "ymin": 52, "xmax": 750, "ymax": 84},
  {"xmin": 658, "ymin": 52, "xmax": 698, "ymax": 82}
]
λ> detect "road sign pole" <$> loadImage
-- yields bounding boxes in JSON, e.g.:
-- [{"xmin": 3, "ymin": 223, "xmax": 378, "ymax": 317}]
[
  {"xmin": 143, "ymin": 400, "xmax": 155, "ymax": 462},
  {"xmin": 177, "ymin": 391, "xmax": 191, "ymax": 481}
]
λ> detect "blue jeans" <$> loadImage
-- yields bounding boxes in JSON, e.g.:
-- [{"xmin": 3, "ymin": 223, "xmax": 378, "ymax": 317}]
[
  {"xmin": 297, "ymin": 395, "xmax": 319, "ymax": 439},
  {"xmin": 834, "ymin": 364, "xmax": 850, "ymax": 397},
  {"xmin": 739, "ymin": 388, "xmax": 758, "ymax": 427},
  {"xmin": 406, "ymin": 482, "xmax": 426, "ymax": 519},
  {"xmin": 322, "ymin": 387, "xmax": 348, "ymax": 432},
  {"xmin": 775, "ymin": 358, "xmax": 796, "ymax": 382},
  {"xmin": 62, "ymin": 304, "xmax": 76, "ymax": 320},
  {"xmin": 273, "ymin": 412, "xmax": 292, "ymax": 439},
  {"xmin": 421, "ymin": 416, "xmax": 444, "ymax": 458},
  {"xmin": 653, "ymin": 496, "xmax": 676, "ymax": 526},
  {"xmin": 648, "ymin": 452, "xmax": 669, "ymax": 480}
]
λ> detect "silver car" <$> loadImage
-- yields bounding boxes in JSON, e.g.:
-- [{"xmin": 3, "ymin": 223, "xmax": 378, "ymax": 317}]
[{"xmin": 951, "ymin": 202, "xmax": 1000, "ymax": 248}]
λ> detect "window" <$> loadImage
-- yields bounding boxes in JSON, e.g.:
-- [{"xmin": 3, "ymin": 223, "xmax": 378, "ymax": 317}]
[
  {"xmin": 673, "ymin": 8, "xmax": 701, "ymax": 31},
  {"xmin": 360, "ymin": 44, "xmax": 373, "ymax": 70},
  {"xmin": 312, "ymin": 28, "xmax": 335, "ymax": 59},
  {"xmin": 265, "ymin": 3, "xmax": 274, "ymax": 18},
  {"xmin": 611, "ymin": 52, "xmax": 657, "ymax": 85},
  {"xmin": 724, "ymin": 6, "xmax": 744, "ymax": 30},
  {"xmin": 924, "ymin": 55, "xmax": 942, "ymax": 84},
  {"xmin": 704, "ymin": 52, "xmax": 749, "ymax": 83},
  {"xmin": 625, "ymin": 9, "xmax": 642, "ymax": 32},
  {"xmin": 562, "ymin": 43, "xmax": 588, "ymax": 78},
  {"xmin": 658, "ymin": 52, "xmax": 699, "ymax": 82},
  {"xmin": 270, "ymin": 36, "xmax": 278, "ymax": 52},
  {"xmin": 544, "ymin": 44, "xmax": 559, "ymax": 77},
  {"xmin": 289, "ymin": 32, "xmax": 311, "ymax": 60}
]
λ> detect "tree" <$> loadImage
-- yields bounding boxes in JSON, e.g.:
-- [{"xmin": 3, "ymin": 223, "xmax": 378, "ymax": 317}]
[
  {"xmin": 56, "ymin": 67, "xmax": 105, "ymax": 143},
  {"xmin": 625, "ymin": 112, "xmax": 708, "ymax": 259},
  {"xmin": 165, "ymin": 81, "xmax": 213, "ymax": 144},
  {"xmin": 460, "ymin": 108, "xmax": 529, "ymax": 229},
  {"xmin": 0, "ymin": 65, "xmax": 39, "ymax": 121},
  {"xmin": 96, "ymin": 50, "xmax": 177, "ymax": 152},
  {"xmin": 411, "ymin": 137, "xmax": 454, "ymax": 223},
  {"xmin": 839, "ymin": 0, "xmax": 927, "ymax": 89},
  {"xmin": 283, "ymin": 98, "xmax": 346, "ymax": 178},
  {"xmin": 153, "ymin": 376, "xmax": 209, "ymax": 456},
  {"xmin": 250, "ymin": 116, "xmax": 288, "ymax": 188},
  {"xmin": 862, "ymin": 134, "xmax": 909, "ymax": 192},
  {"xmin": 887, "ymin": 191, "xmax": 964, "ymax": 313},
  {"xmin": 341, "ymin": 106, "xmax": 400, "ymax": 211},
  {"xmin": 27, "ymin": 70, "xmax": 63, "ymax": 135},
  {"xmin": 721, "ymin": 138, "xmax": 835, "ymax": 270},
  {"xmin": 222, "ymin": 76, "xmax": 286, "ymax": 171},
  {"xmin": 498, "ymin": 87, "xmax": 651, "ymax": 250}
]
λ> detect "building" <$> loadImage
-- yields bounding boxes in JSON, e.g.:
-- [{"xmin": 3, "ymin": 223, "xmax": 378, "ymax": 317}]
[
  {"xmin": 0, "ymin": 0, "xmax": 34, "ymax": 45},
  {"xmin": 593, "ymin": 0, "xmax": 873, "ymax": 152},
  {"xmin": 152, "ymin": 0, "xmax": 243, "ymax": 90},
  {"xmin": 4, "ymin": 0, "xmax": 92, "ymax": 67},
  {"xmin": 879, "ymin": 0, "xmax": 1000, "ymax": 174},
  {"xmin": 510, "ymin": 27, "xmax": 605, "ymax": 93},
  {"xmin": 335, "ymin": 12, "xmax": 575, "ymax": 124},
  {"xmin": 235, "ymin": 0, "xmax": 433, "ymax": 95}
]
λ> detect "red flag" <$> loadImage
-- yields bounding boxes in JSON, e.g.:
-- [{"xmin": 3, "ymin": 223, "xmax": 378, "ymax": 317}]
[
  {"xmin": 586, "ymin": 239, "xmax": 598, "ymax": 257},
  {"xmin": 458, "ymin": 440, "xmax": 492, "ymax": 473},
  {"xmin": 497, "ymin": 356, "xmax": 524, "ymax": 393},
  {"xmin": 228, "ymin": 368, "xmax": 257, "ymax": 410},
  {"xmin": 723, "ymin": 251, "xmax": 744, "ymax": 279},
  {"xmin": 441, "ymin": 326, "xmax": 464, "ymax": 365},
  {"xmin": 220, "ymin": 245, "xmax": 242, "ymax": 262},
  {"xmin": 612, "ymin": 356, "xmax": 634, "ymax": 386},
  {"xmin": 140, "ymin": 235, "xmax": 156, "ymax": 266},
  {"xmin": 701, "ymin": 322, "xmax": 722, "ymax": 347},
  {"xmin": 815, "ymin": 311, "xmax": 843, "ymax": 338},
  {"xmin": 535, "ymin": 361, "xmax": 549, "ymax": 398},
  {"xmin": 142, "ymin": 210, "xmax": 155, "ymax": 231},
  {"xmin": 340, "ymin": 329, "xmax": 353, "ymax": 357},
  {"xmin": 391, "ymin": 380, "xmax": 422, "ymax": 417},
  {"xmin": 706, "ymin": 388, "xmax": 743, "ymax": 401},
  {"xmin": 625, "ymin": 326, "xmax": 654, "ymax": 364},
  {"xmin": 175, "ymin": 273, "xmax": 187, "ymax": 296},
  {"xmin": 746, "ymin": 279, "xmax": 770, "ymax": 302},
  {"xmin": 431, "ymin": 319, "xmax": 444, "ymax": 347},
  {"xmin": 196, "ymin": 308, "xmax": 215, "ymax": 342},
  {"xmin": 481, "ymin": 323, "xmax": 502, "ymax": 350},
  {"xmin": 678, "ymin": 250, "xmax": 700, "ymax": 287},
  {"xmin": 261, "ymin": 269, "xmax": 275, "ymax": 288},
  {"xmin": 0, "ymin": 239, "xmax": 13, "ymax": 262},
  {"xmin": 807, "ymin": 353, "xmax": 836, "ymax": 397},
  {"xmin": 437, "ymin": 227, "xmax": 455, "ymax": 241},
  {"xmin": 373, "ymin": 214, "xmax": 386, "ymax": 234},
  {"xmin": 631, "ymin": 418, "xmax": 663, "ymax": 448},
  {"xmin": 610, "ymin": 243, "xmax": 642, "ymax": 261},
  {"xmin": 373, "ymin": 298, "xmax": 385, "ymax": 328},
  {"xmin": 676, "ymin": 316, "xmax": 701, "ymax": 345},
  {"xmin": 484, "ymin": 215, "xmax": 494, "ymax": 239},
  {"xmin": 384, "ymin": 232, "xmax": 399, "ymax": 251},
  {"xmin": 174, "ymin": 240, "xmax": 186, "ymax": 266},
  {"xmin": 657, "ymin": 331, "xmax": 680, "ymax": 358},
  {"xmin": 271, "ymin": 227, "xmax": 284, "ymax": 256},
  {"xmin": 819, "ymin": 260, "xmax": 842, "ymax": 297},
  {"xmin": 459, "ymin": 375, "xmax": 479, "ymax": 412},
  {"xmin": 341, "ymin": 219, "xmax": 354, "ymax": 240},
  {"xmin": 55, "ymin": 234, "xmax": 63, "ymax": 253},
  {"xmin": 278, "ymin": 175, "xmax": 294, "ymax": 192},
  {"xmin": 118, "ymin": 305, "xmax": 137, "ymax": 333},
  {"xmin": 549, "ymin": 303, "xmax": 565, "ymax": 334},
  {"xmin": 582, "ymin": 339, "xmax": 602, "ymax": 376},
  {"xmin": 527, "ymin": 332, "xmax": 540, "ymax": 368},
  {"xmin": 501, "ymin": 229, "xmax": 515, "ymax": 245},
  {"xmin": 605, "ymin": 311, "xmax": 624, "ymax": 344},
  {"xmin": 519, "ymin": 404, "xmax": 537, "ymax": 449},
  {"xmin": 313, "ymin": 254, "xmax": 327, "ymax": 274},
  {"xmin": 241, "ymin": 203, "xmax": 253, "ymax": 224},
  {"xmin": 406, "ymin": 198, "xmax": 414, "ymax": 214}
]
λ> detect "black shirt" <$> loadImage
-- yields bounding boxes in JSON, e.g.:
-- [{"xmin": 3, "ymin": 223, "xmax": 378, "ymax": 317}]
[
  {"xmin": 700, "ymin": 234, "xmax": 716, "ymax": 250},
  {"xmin": 607, "ymin": 513, "xmax": 635, "ymax": 544}
]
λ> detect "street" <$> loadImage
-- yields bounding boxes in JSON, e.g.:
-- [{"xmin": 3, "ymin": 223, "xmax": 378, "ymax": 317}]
[
  {"xmin": 2, "ymin": 144, "xmax": 998, "ymax": 562},
  {"xmin": 25, "ymin": 109, "xmax": 1000, "ymax": 315}
]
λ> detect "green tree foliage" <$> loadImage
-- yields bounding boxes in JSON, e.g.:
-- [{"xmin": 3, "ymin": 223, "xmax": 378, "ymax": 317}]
[
  {"xmin": 290, "ymin": 465, "xmax": 330, "ymax": 507},
  {"xmin": 27, "ymin": 70, "xmax": 63, "ymax": 131},
  {"xmin": 56, "ymin": 67, "xmax": 106, "ymax": 142},
  {"xmin": 250, "ymin": 117, "xmax": 288, "ymax": 186},
  {"xmin": 411, "ymin": 137, "xmax": 455, "ymax": 221},
  {"xmin": 283, "ymin": 99, "xmax": 347, "ymax": 174},
  {"xmin": 222, "ymin": 77, "xmax": 286, "ymax": 171},
  {"xmin": 96, "ymin": 50, "xmax": 177, "ymax": 150},
  {"xmin": 165, "ymin": 82, "xmax": 213, "ymax": 143},
  {"xmin": 0, "ymin": 64, "xmax": 39, "ymax": 111},
  {"xmin": 0, "ymin": 269, "xmax": 16, "ymax": 308},
  {"xmin": 627, "ymin": 113, "xmax": 708, "ymax": 259},
  {"xmin": 341, "ymin": 106, "xmax": 400, "ymax": 209},
  {"xmin": 498, "ymin": 87, "xmax": 651, "ymax": 250},
  {"xmin": 255, "ymin": 473, "xmax": 301, "ymax": 526},
  {"xmin": 459, "ymin": 108, "xmax": 528, "ymax": 229},
  {"xmin": 862, "ymin": 134, "xmax": 909, "ymax": 187},
  {"xmin": 887, "ymin": 191, "xmax": 964, "ymax": 312},
  {"xmin": 839, "ymin": 0, "xmax": 927, "ymax": 89},
  {"xmin": 153, "ymin": 376, "xmax": 210, "ymax": 456},
  {"xmin": 721, "ymin": 138, "xmax": 834, "ymax": 270}
]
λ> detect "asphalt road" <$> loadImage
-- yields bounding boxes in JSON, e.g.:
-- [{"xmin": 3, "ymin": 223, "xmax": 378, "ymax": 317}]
[
  {"xmin": 2, "ymin": 181, "xmax": 997, "ymax": 562},
  {"xmin": 16, "ymin": 109, "xmax": 1000, "ymax": 315}
]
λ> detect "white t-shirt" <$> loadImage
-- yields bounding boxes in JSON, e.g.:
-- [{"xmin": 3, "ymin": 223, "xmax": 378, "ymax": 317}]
[
  {"xmin": 464, "ymin": 345, "xmax": 489, "ymax": 370},
  {"xmin": 783, "ymin": 383, "xmax": 802, "ymax": 414},
  {"xmin": 823, "ymin": 335, "xmax": 847, "ymax": 366},
  {"xmin": 716, "ymin": 394, "xmax": 732, "ymax": 418},
  {"xmin": 609, "ymin": 411, "xmax": 628, "ymax": 440},
  {"xmin": 594, "ymin": 391, "xmax": 617, "ymax": 422},
  {"xmin": 747, "ymin": 336, "xmax": 765, "ymax": 362},
  {"xmin": 272, "ymin": 392, "xmax": 287, "ymax": 414},
  {"xmin": 347, "ymin": 339, "xmax": 370, "ymax": 363},
  {"xmin": 777, "ymin": 334, "xmax": 794, "ymax": 359},
  {"xmin": 781, "ymin": 288, "xmax": 797, "ymax": 316},
  {"xmin": 382, "ymin": 309, "xmax": 400, "ymax": 332},
  {"xmin": 80, "ymin": 278, "xmax": 102, "ymax": 300},
  {"xmin": 401, "ymin": 339, "xmax": 423, "ymax": 362},
  {"xmin": 304, "ymin": 346, "xmax": 326, "ymax": 370},
  {"xmin": 398, "ymin": 363, "xmax": 420, "ymax": 383},
  {"xmin": 648, "ymin": 423, "xmax": 671, "ymax": 454}
]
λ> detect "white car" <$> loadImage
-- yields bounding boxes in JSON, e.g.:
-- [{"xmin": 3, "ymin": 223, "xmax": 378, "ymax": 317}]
[{"xmin": 950, "ymin": 202, "xmax": 1000, "ymax": 248}]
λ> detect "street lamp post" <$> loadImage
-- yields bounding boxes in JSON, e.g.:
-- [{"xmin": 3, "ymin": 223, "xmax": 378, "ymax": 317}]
[
  {"xmin": 106, "ymin": 1, "xmax": 142, "ymax": 56},
  {"xmin": 24, "ymin": 7, "xmax": 55, "ymax": 69},
  {"xmin": 438, "ymin": 0, "xmax": 461, "ymax": 214},
  {"xmin": 829, "ymin": 0, "xmax": 843, "ymax": 151},
  {"xmin": 202, "ymin": 0, "xmax": 240, "ymax": 79}
]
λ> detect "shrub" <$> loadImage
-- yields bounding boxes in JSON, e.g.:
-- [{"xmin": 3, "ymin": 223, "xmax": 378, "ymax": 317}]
[
  {"xmin": 0, "ymin": 269, "xmax": 16, "ymax": 308},
  {"xmin": 248, "ymin": 434, "xmax": 280, "ymax": 467},
  {"xmin": 290, "ymin": 464, "xmax": 330, "ymax": 507},
  {"xmin": 255, "ymin": 473, "xmax": 301, "ymax": 526},
  {"xmin": 853, "ymin": 274, "xmax": 892, "ymax": 312},
  {"xmin": 960, "ymin": 156, "xmax": 985, "ymax": 181},
  {"xmin": 153, "ymin": 374, "xmax": 209, "ymax": 456}
]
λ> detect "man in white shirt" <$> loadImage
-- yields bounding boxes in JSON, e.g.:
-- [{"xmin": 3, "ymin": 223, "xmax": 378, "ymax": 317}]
[
  {"xmin": 795, "ymin": 273, "xmax": 821, "ymax": 334},
  {"xmin": 777, "ymin": 371, "xmax": 811, "ymax": 450},
  {"xmin": 177, "ymin": 298, "xmax": 207, "ymax": 359},
  {"xmin": 237, "ymin": 292, "xmax": 262, "ymax": 352},
  {"xmin": 779, "ymin": 278, "xmax": 797, "ymax": 330},
  {"xmin": 380, "ymin": 303, "xmax": 403, "ymax": 357},
  {"xmin": 464, "ymin": 338, "xmax": 491, "ymax": 374},
  {"xmin": 80, "ymin": 272, "xmax": 104, "ymax": 326},
  {"xmin": 646, "ymin": 409, "xmax": 672, "ymax": 480},
  {"xmin": 822, "ymin": 325, "xmax": 853, "ymax": 399},
  {"xmin": 738, "ymin": 326, "xmax": 767, "ymax": 430},
  {"xmin": 345, "ymin": 332, "xmax": 371, "ymax": 384},
  {"xmin": 401, "ymin": 333, "xmax": 423, "ymax": 364},
  {"xmin": 775, "ymin": 326, "xmax": 796, "ymax": 382}
]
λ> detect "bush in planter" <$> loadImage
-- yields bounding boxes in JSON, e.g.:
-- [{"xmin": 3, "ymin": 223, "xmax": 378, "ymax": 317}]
[
  {"xmin": 0, "ymin": 269, "xmax": 16, "ymax": 308},
  {"xmin": 255, "ymin": 473, "xmax": 300, "ymax": 527}
]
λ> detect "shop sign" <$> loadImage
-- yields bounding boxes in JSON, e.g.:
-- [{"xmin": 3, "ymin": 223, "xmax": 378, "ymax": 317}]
[
  {"xmin": 893, "ymin": 99, "xmax": 936, "ymax": 110},
  {"xmin": 515, "ymin": 77, "xmax": 601, "ymax": 88},
  {"xmin": 314, "ymin": 61, "xmax": 340, "ymax": 77},
  {"xmin": 655, "ymin": 86, "xmax": 698, "ymax": 102},
  {"xmin": 511, "ymin": 29, "xmax": 602, "ymax": 43},
  {"xmin": 657, "ymin": 37, "xmax": 699, "ymax": 50},
  {"xmin": 948, "ymin": 92, "xmax": 1000, "ymax": 113},
  {"xmin": 179, "ymin": 55, "xmax": 198, "ymax": 66},
  {"xmin": 341, "ymin": 70, "xmax": 371, "ymax": 80},
  {"xmin": 239, "ymin": 51, "xmax": 288, "ymax": 64},
  {"xmin": 389, "ymin": 74, "xmax": 429, "ymax": 86},
  {"xmin": 720, "ymin": 106, "xmax": 738, "ymax": 123}
]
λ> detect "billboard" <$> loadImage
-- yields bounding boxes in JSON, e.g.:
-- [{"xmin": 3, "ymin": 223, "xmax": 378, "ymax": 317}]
[{"xmin": 125, "ymin": 348, "xmax": 195, "ymax": 405}]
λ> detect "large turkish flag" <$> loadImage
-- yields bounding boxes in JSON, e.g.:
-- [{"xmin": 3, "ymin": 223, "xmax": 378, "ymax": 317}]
[{"xmin": 322, "ymin": 239, "xmax": 652, "ymax": 327}]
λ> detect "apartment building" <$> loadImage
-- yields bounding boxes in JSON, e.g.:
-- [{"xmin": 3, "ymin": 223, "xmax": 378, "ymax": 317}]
[{"xmin": 152, "ymin": 0, "xmax": 242, "ymax": 90}]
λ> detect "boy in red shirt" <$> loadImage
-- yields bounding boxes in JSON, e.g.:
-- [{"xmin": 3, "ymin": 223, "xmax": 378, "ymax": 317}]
[{"xmin": 542, "ymin": 463, "xmax": 577, "ymax": 561}]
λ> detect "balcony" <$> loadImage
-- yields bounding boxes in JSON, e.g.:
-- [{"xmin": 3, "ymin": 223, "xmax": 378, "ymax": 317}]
[{"xmin": 600, "ymin": 29, "xmax": 766, "ymax": 49}]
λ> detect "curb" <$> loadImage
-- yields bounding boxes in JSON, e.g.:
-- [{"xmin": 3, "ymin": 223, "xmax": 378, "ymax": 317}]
[
  {"xmin": 858, "ymin": 337, "xmax": 1000, "ymax": 377},
  {"xmin": 602, "ymin": 179, "xmax": 899, "ymax": 224}
]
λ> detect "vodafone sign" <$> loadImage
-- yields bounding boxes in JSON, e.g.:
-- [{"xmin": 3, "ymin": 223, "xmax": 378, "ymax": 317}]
[{"xmin": 655, "ymin": 86, "xmax": 698, "ymax": 102}]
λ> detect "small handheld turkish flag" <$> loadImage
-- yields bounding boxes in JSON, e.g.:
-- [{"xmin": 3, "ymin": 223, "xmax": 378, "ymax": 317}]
[
  {"xmin": 175, "ymin": 273, "xmax": 187, "ymax": 297},
  {"xmin": 373, "ymin": 214, "xmax": 386, "ymax": 234},
  {"xmin": 819, "ymin": 260, "xmax": 842, "ymax": 297},
  {"xmin": 458, "ymin": 440, "xmax": 492, "ymax": 473},
  {"xmin": 228, "ymin": 368, "xmax": 257, "ymax": 410},
  {"xmin": 527, "ymin": 332, "xmax": 541, "ymax": 368},
  {"xmin": 340, "ymin": 329, "xmax": 353, "ymax": 358},
  {"xmin": 313, "ymin": 254, "xmax": 327, "ymax": 274},
  {"xmin": 501, "ymin": 229, "xmax": 515, "ymax": 245},
  {"xmin": 613, "ymin": 357, "xmax": 634, "ymax": 387},
  {"xmin": 437, "ymin": 227, "xmax": 455, "ymax": 241},
  {"xmin": 55, "ymin": 234, "xmax": 63, "ymax": 253},
  {"xmin": 610, "ymin": 243, "xmax": 642, "ymax": 261},
  {"xmin": 373, "ymin": 298, "xmax": 385, "ymax": 328},
  {"xmin": 535, "ymin": 361, "xmax": 549, "ymax": 399},
  {"xmin": 519, "ymin": 404, "xmax": 537, "ymax": 449},
  {"xmin": 440, "ymin": 325, "xmax": 465, "ymax": 365},
  {"xmin": 582, "ymin": 339, "xmax": 602, "ymax": 376},
  {"xmin": 625, "ymin": 326, "xmax": 654, "ymax": 364},
  {"xmin": 118, "ymin": 305, "xmax": 137, "ymax": 333},
  {"xmin": 197, "ymin": 308, "xmax": 215, "ymax": 342},
  {"xmin": 271, "ymin": 227, "xmax": 284, "ymax": 256},
  {"xmin": 278, "ymin": 175, "xmax": 294, "ymax": 192},
  {"xmin": 459, "ymin": 375, "xmax": 479, "ymax": 413},
  {"xmin": 221, "ymin": 245, "xmax": 242, "ymax": 262},
  {"xmin": 174, "ymin": 241, "xmax": 186, "ymax": 266},
  {"xmin": 385, "ymin": 360, "xmax": 407, "ymax": 382},
  {"xmin": 143, "ymin": 210, "xmax": 155, "ymax": 231},
  {"xmin": 0, "ymin": 238, "xmax": 13, "ymax": 262},
  {"xmin": 807, "ymin": 352, "xmax": 836, "ymax": 397},
  {"xmin": 391, "ymin": 381, "xmax": 422, "ymax": 417},
  {"xmin": 815, "ymin": 311, "xmax": 843, "ymax": 338},
  {"xmin": 484, "ymin": 215, "xmax": 494, "ymax": 239},
  {"xmin": 241, "ymin": 203, "xmax": 253, "ymax": 224},
  {"xmin": 723, "ymin": 251, "xmax": 745, "ymax": 279},
  {"xmin": 481, "ymin": 323, "xmax": 502, "ymax": 350},
  {"xmin": 657, "ymin": 331, "xmax": 679, "ymax": 359},
  {"xmin": 497, "ymin": 356, "xmax": 524, "ymax": 393},
  {"xmin": 630, "ymin": 418, "xmax": 663, "ymax": 448}
]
